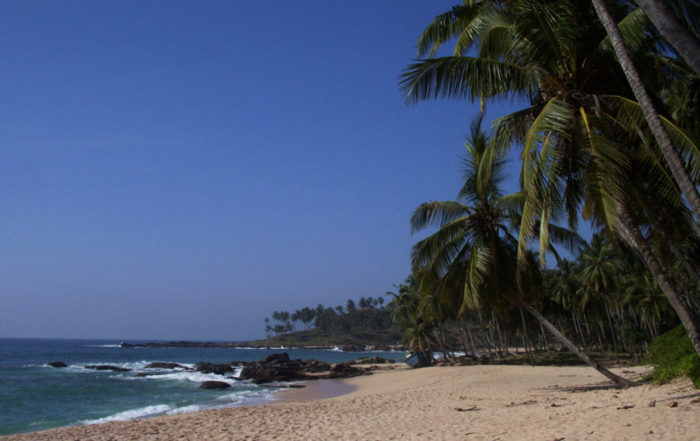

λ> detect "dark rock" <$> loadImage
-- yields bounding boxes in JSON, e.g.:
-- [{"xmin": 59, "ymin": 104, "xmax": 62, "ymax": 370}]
[
  {"xmin": 353, "ymin": 356, "xmax": 395, "ymax": 365},
  {"xmin": 327, "ymin": 362, "xmax": 366, "ymax": 379},
  {"xmin": 194, "ymin": 362, "xmax": 235, "ymax": 375},
  {"xmin": 135, "ymin": 373, "xmax": 151, "ymax": 377},
  {"xmin": 239, "ymin": 353, "xmax": 309, "ymax": 384},
  {"xmin": 48, "ymin": 361, "xmax": 68, "ymax": 368},
  {"xmin": 260, "ymin": 353, "xmax": 290, "ymax": 365},
  {"xmin": 240, "ymin": 363, "xmax": 307, "ymax": 384},
  {"xmin": 144, "ymin": 362, "xmax": 188, "ymax": 370},
  {"xmin": 85, "ymin": 365, "xmax": 131, "ymax": 372},
  {"xmin": 200, "ymin": 381, "xmax": 231, "ymax": 390},
  {"xmin": 304, "ymin": 359, "xmax": 331, "ymax": 373}
]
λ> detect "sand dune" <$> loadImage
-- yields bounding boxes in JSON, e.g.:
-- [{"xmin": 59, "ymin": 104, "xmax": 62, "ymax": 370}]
[{"xmin": 3, "ymin": 364, "xmax": 698, "ymax": 440}]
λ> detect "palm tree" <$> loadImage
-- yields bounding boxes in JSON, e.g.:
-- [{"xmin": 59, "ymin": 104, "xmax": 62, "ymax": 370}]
[
  {"xmin": 590, "ymin": 0, "xmax": 700, "ymax": 223},
  {"xmin": 387, "ymin": 278, "xmax": 436, "ymax": 365},
  {"xmin": 401, "ymin": 0, "xmax": 700, "ymax": 357},
  {"xmin": 634, "ymin": 0, "xmax": 700, "ymax": 75},
  {"xmin": 410, "ymin": 114, "xmax": 632, "ymax": 385}
]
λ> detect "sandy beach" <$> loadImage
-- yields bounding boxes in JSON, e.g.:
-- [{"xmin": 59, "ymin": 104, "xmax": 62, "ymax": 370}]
[{"xmin": 3, "ymin": 364, "xmax": 698, "ymax": 441}]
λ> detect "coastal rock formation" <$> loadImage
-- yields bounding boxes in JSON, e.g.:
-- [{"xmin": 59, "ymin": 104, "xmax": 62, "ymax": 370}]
[
  {"xmin": 199, "ymin": 381, "xmax": 231, "ymax": 390},
  {"xmin": 326, "ymin": 362, "xmax": 366, "ymax": 379},
  {"xmin": 304, "ymin": 359, "xmax": 331, "ymax": 373},
  {"xmin": 194, "ymin": 362, "xmax": 237, "ymax": 375},
  {"xmin": 239, "ymin": 353, "xmax": 309, "ymax": 384},
  {"xmin": 85, "ymin": 365, "xmax": 131, "ymax": 372},
  {"xmin": 48, "ymin": 361, "xmax": 67, "ymax": 368},
  {"xmin": 235, "ymin": 353, "xmax": 381, "ymax": 384},
  {"xmin": 352, "ymin": 356, "xmax": 395, "ymax": 365},
  {"xmin": 144, "ymin": 362, "xmax": 189, "ymax": 370}
]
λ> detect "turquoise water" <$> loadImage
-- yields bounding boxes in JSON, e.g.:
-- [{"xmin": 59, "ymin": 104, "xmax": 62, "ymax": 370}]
[{"xmin": 0, "ymin": 338, "xmax": 406, "ymax": 435}]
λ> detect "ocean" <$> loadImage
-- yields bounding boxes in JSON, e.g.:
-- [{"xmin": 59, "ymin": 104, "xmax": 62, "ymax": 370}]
[{"xmin": 0, "ymin": 338, "xmax": 406, "ymax": 435}]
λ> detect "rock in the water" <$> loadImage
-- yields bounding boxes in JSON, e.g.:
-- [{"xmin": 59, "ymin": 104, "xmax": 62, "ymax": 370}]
[
  {"xmin": 199, "ymin": 381, "xmax": 231, "ymax": 390},
  {"xmin": 144, "ymin": 362, "xmax": 188, "ymax": 370},
  {"xmin": 194, "ymin": 362, "xmax": 235, "ymax": 375},
  {"xmin": 48, "ymin": 361, "xmax": 68, "ymax": 368},
  {"xmin": 239, "ymin": 353, "xmax": 308, "ymax": 384},
  {"xmin": 260, "ymin": 353, "xmax": 290, "ymax": 364},
  {"xmin": 85, "ymin": 365, "xmax": 131, "ymax": 372}
]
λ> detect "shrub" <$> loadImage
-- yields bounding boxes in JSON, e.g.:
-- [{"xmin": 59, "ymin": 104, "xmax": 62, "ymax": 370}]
[{"xmin": 645, "ymin": 325, "xmax": 700, "ymax": 388}]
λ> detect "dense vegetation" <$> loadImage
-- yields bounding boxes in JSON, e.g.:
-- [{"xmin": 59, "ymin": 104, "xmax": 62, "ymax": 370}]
[
  {"xmin": 256, "ymin": 297, "xmax": 402, "ymax": 347},
  {"xmin": 389, "ymin": 0, "xmax": 699, "ymax": 385},
  {"xmin": 646, "ymin": 325, "xmax": 700, "ymax": 387}
]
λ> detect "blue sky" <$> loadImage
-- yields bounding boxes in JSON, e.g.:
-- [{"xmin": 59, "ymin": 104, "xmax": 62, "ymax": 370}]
[{"xmin": 0, "ymin": 0, "xmax": 525, "ymax": 340}]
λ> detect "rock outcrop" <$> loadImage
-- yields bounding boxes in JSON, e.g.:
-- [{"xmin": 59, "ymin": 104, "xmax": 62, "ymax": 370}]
[
  {"xmin": 352, "ymin": 356, "xmax": 395, "ymax": 365},
  {"xmin": 194, "ymin": 362, "xmax": 237, "ymax": 375},
  {"xmin": 48, "ymin": 361, "xmax": 67, "ymax": 368},
  {"xmin": 199, "ymin": 381, "xmax": 231, "ymax": 389},
  {"xmin": 144, "ymin": 362, "xmax": 189, "ymax": 370},
  {"xmin": 85, "ymin": 365, "xmax": 131, "ymax": 372}
]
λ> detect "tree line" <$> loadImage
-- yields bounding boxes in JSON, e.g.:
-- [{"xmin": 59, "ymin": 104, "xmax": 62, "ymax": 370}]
[{"xmin": 263, "ymin": 296, "xmax": 393, "ymax": 337}]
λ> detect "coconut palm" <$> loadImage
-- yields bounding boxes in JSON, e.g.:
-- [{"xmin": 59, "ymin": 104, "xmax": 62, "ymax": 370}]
[
  {"xmin": 410, "ymin": 114, "xmax": 632, "ymax": 385},
  {"xmin": 401, "ymin": 0, "xmax": 700, "ymax": 357},
  {"xmin": 590, "ymin": 0, "xmax": 700, "ymax": 222}
]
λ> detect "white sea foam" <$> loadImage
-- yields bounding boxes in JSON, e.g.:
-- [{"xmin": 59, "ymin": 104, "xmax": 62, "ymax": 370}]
[
  {"xmin": 81, "ymin": 404, "xmax": 172, "ymax": 425},
  {"xmin": 166, "ymin": 405, "xmax": 204, "ymax": 415},
  {"xmin": 145, "ymin": 371, "xmax": 237, "ymax": 385},
  {"xmin": 82, "ymin": 344, "xmax": 121, "ymax": 348}
]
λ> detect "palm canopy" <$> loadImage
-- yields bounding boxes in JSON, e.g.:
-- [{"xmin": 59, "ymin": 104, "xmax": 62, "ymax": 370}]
[
  {"xmin": 401, "ymin": 0, "xmax": 699, "ymax": 269},
  {"xmin": 410, "ymin": 114, "xmax": 583, "ymax": 314}
]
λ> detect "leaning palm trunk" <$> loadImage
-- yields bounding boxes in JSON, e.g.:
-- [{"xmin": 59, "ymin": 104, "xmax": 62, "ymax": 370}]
[
  {"xmin": 517, "ymin": 296, "xmax": 634, "ymax": 387},
  {"xmin": 591, "ymin": 0, "xmax": 700, "ymax": 224},
  {"xmin": 667, "ymin": 240, "xmax": 700, "ymax": 285},
  {"xmin": 635, "ymin": 0, "xmax": 700, "ymax": 75},
  {"xmin": 616, "ymin": 209, "xmax": 700, "ymax": 357}
]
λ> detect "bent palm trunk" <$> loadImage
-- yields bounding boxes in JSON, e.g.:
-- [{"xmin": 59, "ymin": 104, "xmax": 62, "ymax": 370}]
[
  {"xmin": 635, "ymin": 0, "xmax": 700, "ymax": 75},
  {"xmin": 591, "ymin": 0, "xmax": 700, "ymax": 223},
  {"xmin": 616, "ymin": 210, "xmax": 700, "ymax": 358},
  {"xmin": 517, "ymin": 296, "xmax": 634, "ymax": 387}
]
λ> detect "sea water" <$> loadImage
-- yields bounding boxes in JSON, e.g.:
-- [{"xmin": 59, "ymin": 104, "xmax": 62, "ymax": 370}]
[{"xmin": 0, "ymin": 338, "xmax": 405, "ymax": 435}]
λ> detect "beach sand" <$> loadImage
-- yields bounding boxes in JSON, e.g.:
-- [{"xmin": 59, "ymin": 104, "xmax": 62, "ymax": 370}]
[{"xmin": 3, "ymin": 364, "xmax": 698, "ymax": 440}]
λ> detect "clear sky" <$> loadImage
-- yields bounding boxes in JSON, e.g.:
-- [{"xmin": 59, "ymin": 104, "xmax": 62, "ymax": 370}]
[{"xmin": 0, "ymin": 0, "xmax": 523, "ymax": 340}]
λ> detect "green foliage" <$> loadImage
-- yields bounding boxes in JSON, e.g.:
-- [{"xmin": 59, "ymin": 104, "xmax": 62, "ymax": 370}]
[
  {"xmin": 262, "ymin": 296, "xmax": 398, "ymax": 344},
  {"xmin": 646, "ymin": 325, "xmax": 700, "ymax": 387}
]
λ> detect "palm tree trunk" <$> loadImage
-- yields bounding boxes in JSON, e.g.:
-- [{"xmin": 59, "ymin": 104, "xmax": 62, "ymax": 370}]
[
  {"xmin": 463, "ymin": 320, "xmax": 479, "ymax": 358},
  {"xmin": 616, "ymin": 209, "xmax": 700, "ymax": 357},
  {"xmin": 667, "ymin": 240, "xmax": 700, "ymax": 286},
  {"xmin": 519, "ymin": 306, "xmax": 535, "ymax": 365},
  {"xmin": 591, "ymin": 0, "xmax": 700, "ymax": 223},
  {"xmin": 635, "ymin": 0, "xmax": 700, "ymax": 75},
  {"xmin": 605, "ymin": 307, "xmax": 620, "ymax": 364},
  {"xmin": 517, "ymin": 296, "xmax": 634, "ymax": 387},
  {"xmin": 540, "ymin": 322, "xmax": 553, "ymax": 359}
]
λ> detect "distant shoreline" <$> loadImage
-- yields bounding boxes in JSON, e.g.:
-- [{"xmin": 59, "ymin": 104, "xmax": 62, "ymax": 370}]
[{"xmin": 117, "ymin": 341, "xmax": 406, "ymax": 352}]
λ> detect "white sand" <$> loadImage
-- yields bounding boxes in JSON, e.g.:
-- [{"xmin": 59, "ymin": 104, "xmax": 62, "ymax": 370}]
[{"xmin": 3, "ymin": 365, "xmax": 698, "ymax": 440}]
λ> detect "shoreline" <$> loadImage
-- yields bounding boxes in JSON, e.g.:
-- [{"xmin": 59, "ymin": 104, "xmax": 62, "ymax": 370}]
[{"xmin": 3, "ymin": 364, "xmax": 699, "ymax": 440}]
